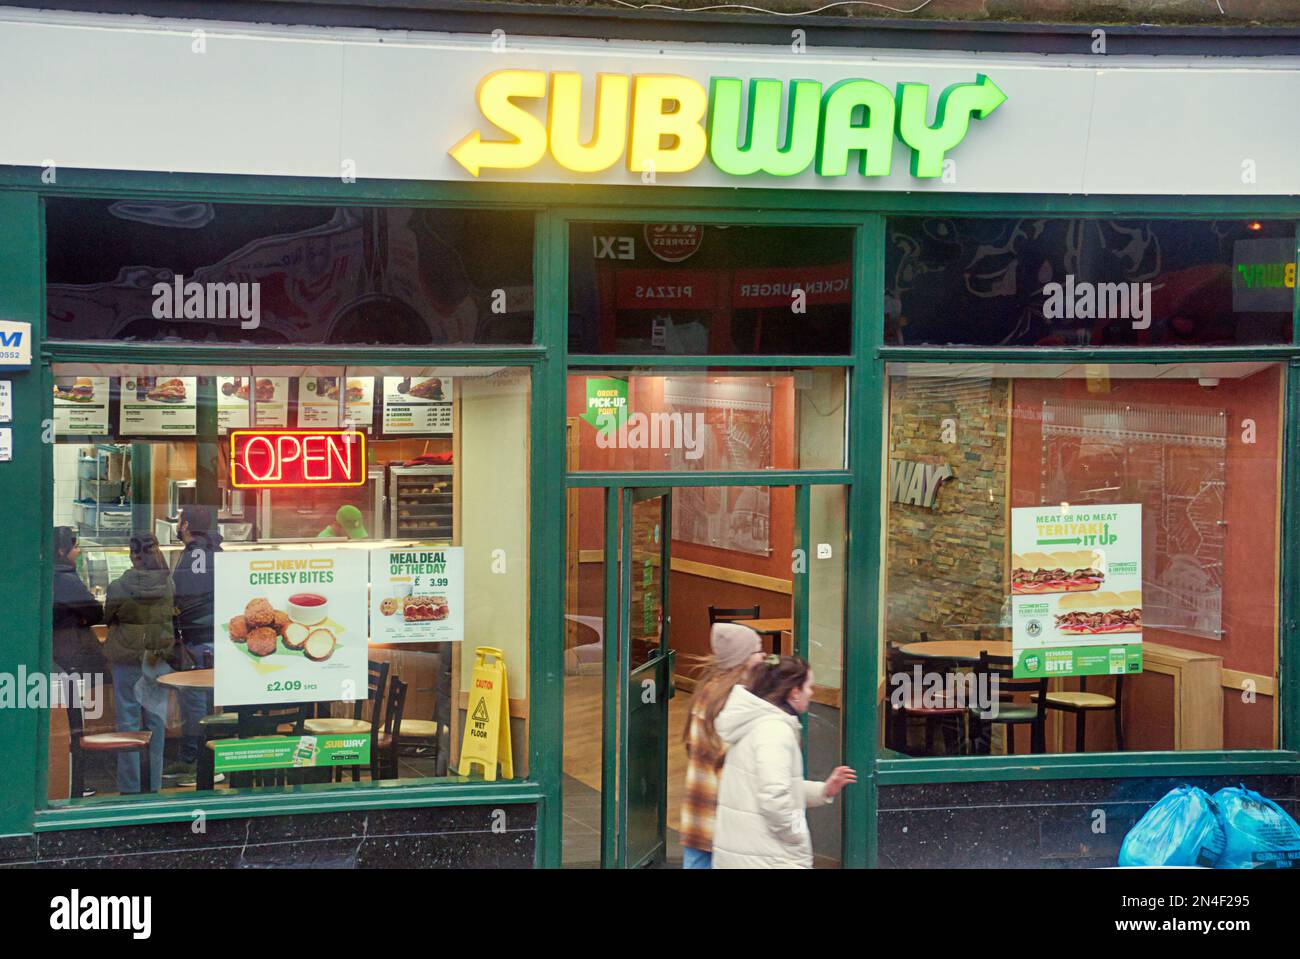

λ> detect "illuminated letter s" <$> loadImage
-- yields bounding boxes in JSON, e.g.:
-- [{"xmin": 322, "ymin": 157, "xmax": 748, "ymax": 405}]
[{"xmin": 449, "ymin": 70, "xmax": 548, "ymax": 177}]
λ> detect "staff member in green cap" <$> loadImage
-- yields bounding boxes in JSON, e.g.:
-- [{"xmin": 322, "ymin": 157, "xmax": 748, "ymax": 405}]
[{"xmin": 318, "ymin": 504, "xmax": 369, "ymax": 539}]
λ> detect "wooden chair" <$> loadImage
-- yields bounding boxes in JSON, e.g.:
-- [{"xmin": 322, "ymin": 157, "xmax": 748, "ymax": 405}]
[
  {"xmin": 708, "ymin": 605, "xmax": 760, "ymax": 627},
  {"xmin": 373, "ymin": 678, "xmax": 408, "ymax": 782},
  {"xmin": 304, "ymin": 660, "xmax": 390, "ymax": 782},
  {"xmin": 395, "ymin": 647, "xmax": 453, "ymax": 776},
  {"xmin": 968, "ymin": 652, "xmax": 1048, "ymax": 755},
  {"xmin": 1032, "ymin": 674, "xmax": 1126, "ymax": 752},
  {"xmin": 195, "ymin": 710, "xmax": 238, "ymax": 790},
  {"xmin": 65, "ymin": 676, "xmax": 153, "ymax": 797},
  {"xmin": 884, "ymin": 643, "xmax": 967, "ymax": 755}
]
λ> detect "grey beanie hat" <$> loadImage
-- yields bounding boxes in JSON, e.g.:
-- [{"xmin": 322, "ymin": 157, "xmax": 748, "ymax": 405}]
[{"xmin": 710, "ymin": 622, "xmax": 762, "ymax": 670}]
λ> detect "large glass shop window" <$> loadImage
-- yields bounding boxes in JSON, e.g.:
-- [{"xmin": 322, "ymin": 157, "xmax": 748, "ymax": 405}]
[
  {"xmin": 48, "ymin": 364, "xmax": 530, "ymax": 802},
  {"xmin": 45, "ymin": 199, "xmax": 535, "ymax": 345},
  {"xmin": 880, "ymin": 361, "xmax": 1282, "ymax": 758},
  {"xmin": 885, "ymin": 217, "xmax": 1295, "ymax": 347}
]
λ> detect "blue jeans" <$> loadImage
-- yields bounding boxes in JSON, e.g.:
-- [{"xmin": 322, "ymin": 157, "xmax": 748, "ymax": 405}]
[
  {"xmin": 682, "ymin": 846, "xmax": 712, "ymax": 869},
  {"xmin": 176, "ymin": 643, "xmax": 214, "ymax": 763},
  {"xmin": 110, "ymin": 663, "xmax": 166, "ymax": 793}
]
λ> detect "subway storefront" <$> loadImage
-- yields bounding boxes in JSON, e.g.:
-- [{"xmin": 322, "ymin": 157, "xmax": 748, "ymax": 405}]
[{"xmin": 0, "ymin": 7, "xmax": 1297, "ymax": 870}]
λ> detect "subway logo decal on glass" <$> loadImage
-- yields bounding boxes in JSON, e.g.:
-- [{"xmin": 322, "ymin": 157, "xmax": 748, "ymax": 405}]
[{"xmin": 449, "ymin": 71, "xmax": 1006, "ymax": 179}]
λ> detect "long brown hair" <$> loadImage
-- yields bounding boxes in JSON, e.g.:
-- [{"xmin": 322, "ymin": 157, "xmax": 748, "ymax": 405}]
[
  {"xmin": 129, "ymin": 533, "xmax": 167, "ymax": 571},
  {"xmin": 748, "ymin": 655, "xmax": 810, "ymax": 715},
  {"xmin": 683, "ymin": 657, "xmax": 754, "ymax": 764}
]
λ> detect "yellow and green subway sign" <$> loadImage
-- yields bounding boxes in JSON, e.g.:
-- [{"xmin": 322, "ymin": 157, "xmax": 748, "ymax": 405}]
[{"xmin": 450, "ymin": 71, "xmax": 1006, "ymax": 179}]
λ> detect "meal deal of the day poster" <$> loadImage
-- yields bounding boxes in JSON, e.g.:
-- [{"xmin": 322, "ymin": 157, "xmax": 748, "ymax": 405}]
[
  {"xmin": 1010, "ymin": 504, "xmax": 1143, "ymax": 678},
  {"xmin": 370, "ymin": 546, "xmax": 464, "ymax": 644},
  {"xmin": 52, "ymin": 375, "xmax": 110, "ymax": 435},
  {"xmin": 214, "ymin": 548, "xmax": 368, "ymax": 705},
  {"xmin": 297, "ymin": 376, "xmax": 375, "ymax": 428},
  {"xmin": 119, "ymin": 376, "xmax": 197, "ymax": 435},
  {"xmin": 217, "ymin": 376, "xmax": 290, "ymax": 432},
  {"xmin": 382, "ymin": 377, "xmax": 453, "ymax": 434}
]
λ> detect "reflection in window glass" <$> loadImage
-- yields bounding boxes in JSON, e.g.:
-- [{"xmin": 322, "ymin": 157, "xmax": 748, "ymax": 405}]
[
  {"xmin": 566, "ymin": 368, "xmax": 846, "ymax": 471},
  {"xmin": 882, "ymin": 362, "xmax": 1282, "ymax": 757},
  {"xmin": 569, "ymin": 223, "xmax": 853, "ymax": 355},
  {"xmin": 46, "ymin": 200, "xmax": 534, "ymax": 344},
  {"xmin": 885, "ymin": 217, "xmax": 1295, "ymax": 346},
  {"xmin": 48, "ymin": 364, "xmax": 529, "ymax": 803}
]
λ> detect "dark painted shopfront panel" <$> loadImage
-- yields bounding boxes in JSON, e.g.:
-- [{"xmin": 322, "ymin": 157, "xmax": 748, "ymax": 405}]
[
  {"xmin": 877, "ymin": 776, "xmax": 1298, "ymax": 868},
  {"xmin": 1, "ymin": 803, "xmax": 536, "ymax": 868}
]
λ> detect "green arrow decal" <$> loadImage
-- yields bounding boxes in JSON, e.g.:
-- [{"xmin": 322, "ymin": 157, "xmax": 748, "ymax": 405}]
[{"xmin": 895, "ymin": 73, "xmax": 1007, "ymax": 178}]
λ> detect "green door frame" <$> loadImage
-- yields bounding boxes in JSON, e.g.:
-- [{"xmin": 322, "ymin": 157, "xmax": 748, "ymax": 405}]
[
  {"xmin": 603, "ymin": 486, "xmax": 674, "ymax": 868},
  {"xmin": 559, "ymin": 204, "xmax": 875, "ymax": 867},
  {"xmin": 0, "ymin": 167, "xmax": 1297, "ymax": 871}
]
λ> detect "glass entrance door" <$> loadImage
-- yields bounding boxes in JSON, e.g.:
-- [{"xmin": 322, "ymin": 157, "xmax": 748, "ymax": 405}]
[
  {"xmin": 606, "ymin": 487, "xmax": 674, "ymax": 867},
  {"xmin": 564, "ymin": 481, "xmax": 847, "ymax": 868}
]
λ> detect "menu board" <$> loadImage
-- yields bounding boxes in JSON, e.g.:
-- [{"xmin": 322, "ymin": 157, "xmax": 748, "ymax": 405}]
[
  {"xmin": 214, "ymin": 548, "xmax": 369, "ymax": 706},
  {"xmin": 1010, "ymin": 504, "xmax": 1144, "ymax": 678},
  {"xmin": 382, "ymin": 376, "xmax": 453, "ymax": 434},
  {"xmin": 119, "ymin": 376, "xmax": 197, "ymax": 436},
  {"xmin": 217, "ymin": 376, "xmax": 290, "ymax": 432},
  {"xmin": 370, "ymin": 546, "xmax": 465, "ymax": 644},
  {"xmin": 53, "ymin": 375, "xmax": 110, "ymax": 436},
  {"xmin": 297, "ymin": 376, "xmax": 374, "ymax": 429}
]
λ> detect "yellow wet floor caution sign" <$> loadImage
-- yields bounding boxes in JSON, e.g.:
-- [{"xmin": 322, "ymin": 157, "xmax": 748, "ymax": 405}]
[{"xmin": 458, "ymin": 646, "xmax": 513, "ymax": 781}]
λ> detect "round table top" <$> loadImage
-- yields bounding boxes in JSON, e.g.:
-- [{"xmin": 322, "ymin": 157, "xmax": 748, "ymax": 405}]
[
  {"xmin": 734, "ymin": 618, "xmax": 793, "ymax": 634},
  {"xmin": 897, "ymin": 640, "xmax": 1013, "ymax": 662},
  {"xmin": 155, "ymin": 668, "xmax": 215, "ymax": 690}
]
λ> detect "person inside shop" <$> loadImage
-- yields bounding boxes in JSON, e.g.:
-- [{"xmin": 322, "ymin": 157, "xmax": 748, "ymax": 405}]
[
  {"xmin": 317, "ymin": 503, "xmax": 368, "ymax": 539},
  {"xmin": 53, "ymin": 526, "xmax": 109, "ymax": 797},
  {"xmin": 166, "ymin": 504, "xmax": 222, "ymax": 786},
  {"xmin": 103, "ymin": 532, "xmax": 174, "ymax": 794},
  {"xmin": 712, "ymin": 655, "xmax": 857, "ymax": 869},
  {"xmin": 52, "ymin": 526, "xmax": 107, "ymax": 677}
]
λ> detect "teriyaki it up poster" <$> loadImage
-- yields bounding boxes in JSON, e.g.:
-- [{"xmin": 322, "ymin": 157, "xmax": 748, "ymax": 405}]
[{"xmin": 1010, "ymin": 504, "xmax": 1144, "ymax": 678}]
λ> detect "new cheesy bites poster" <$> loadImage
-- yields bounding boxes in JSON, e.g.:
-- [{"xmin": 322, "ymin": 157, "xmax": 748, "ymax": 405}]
[{"xmin": 215, "ymin": 549, "xmax": 370, "ymax": 706}]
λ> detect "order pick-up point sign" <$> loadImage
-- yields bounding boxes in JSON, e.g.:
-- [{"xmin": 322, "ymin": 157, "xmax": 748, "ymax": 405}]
[{"xmin": 230, "ymin": 429, "xmax": 367, "ymax": 488}]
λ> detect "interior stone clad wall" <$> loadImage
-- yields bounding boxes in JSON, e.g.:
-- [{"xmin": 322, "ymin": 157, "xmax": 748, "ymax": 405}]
[{"xmin": 886, "ymin": 376, "xmax": 1010, "ymax": 646}]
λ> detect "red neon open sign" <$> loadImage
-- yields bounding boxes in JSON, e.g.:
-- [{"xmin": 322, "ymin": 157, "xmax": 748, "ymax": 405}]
[{"xmin": 230, "ymin": 430, "xmax": 367, "ymax": 488}]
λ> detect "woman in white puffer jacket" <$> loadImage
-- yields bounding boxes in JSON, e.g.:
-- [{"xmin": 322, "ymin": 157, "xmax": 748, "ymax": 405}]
[{"xmin": 712, "ymin": 655, "xmax": 856, "ymax": 869}]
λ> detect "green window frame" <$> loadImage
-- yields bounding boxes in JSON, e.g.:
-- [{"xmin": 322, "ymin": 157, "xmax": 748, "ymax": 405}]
[
  {"xmin": 869, "ymin": 216, "xmax": 1300, "ymax": 785},
  {"xmin": 12, "ymin": 184, "xmax": 562, "ymax": 864}
]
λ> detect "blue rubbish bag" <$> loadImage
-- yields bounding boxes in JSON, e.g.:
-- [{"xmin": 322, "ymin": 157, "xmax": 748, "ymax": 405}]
[
  {"xmin": 1212, "ymin": 785, "xmax": 1300, "ymax": 869},
  {"xmin": 1118, "ymin": 786, "xmax": 1225, "ymax": 867}
]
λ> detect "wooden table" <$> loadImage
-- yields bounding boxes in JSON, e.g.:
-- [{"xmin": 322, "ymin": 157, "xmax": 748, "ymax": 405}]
[
  {"xmin": 734, "ymin": 618, "xmax": 793, "ymax": 656},
  {"xmin": 897, "ymin": 640, "xmax": 1013, "ymax": 663},
  {"xmin": 155, "ymin": 669, "xmax": 215, "ymax": 690}
]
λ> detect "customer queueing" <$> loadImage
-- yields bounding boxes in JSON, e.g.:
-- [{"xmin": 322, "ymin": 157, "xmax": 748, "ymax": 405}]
[
  {"xmin": 712, "ymin": 655, "xmax": 856, "ymax": 869},
  {"xmin": 52, "ymin": 526, "xmax": 107, "ymax": 676},
  {"xmin": 103, "ymin": 533, "xmax": 174, "ymax": 794},
  {"xmin": 679, "ymin": 623, "xmax": 765, "ymax": 869},
  {"xmin": 53, "ymin": 526, "xmax": 109, "ymax": 798},
  {"xmin": 167, "ymin": 505, "xmax": 222, "ymax": 785}
]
